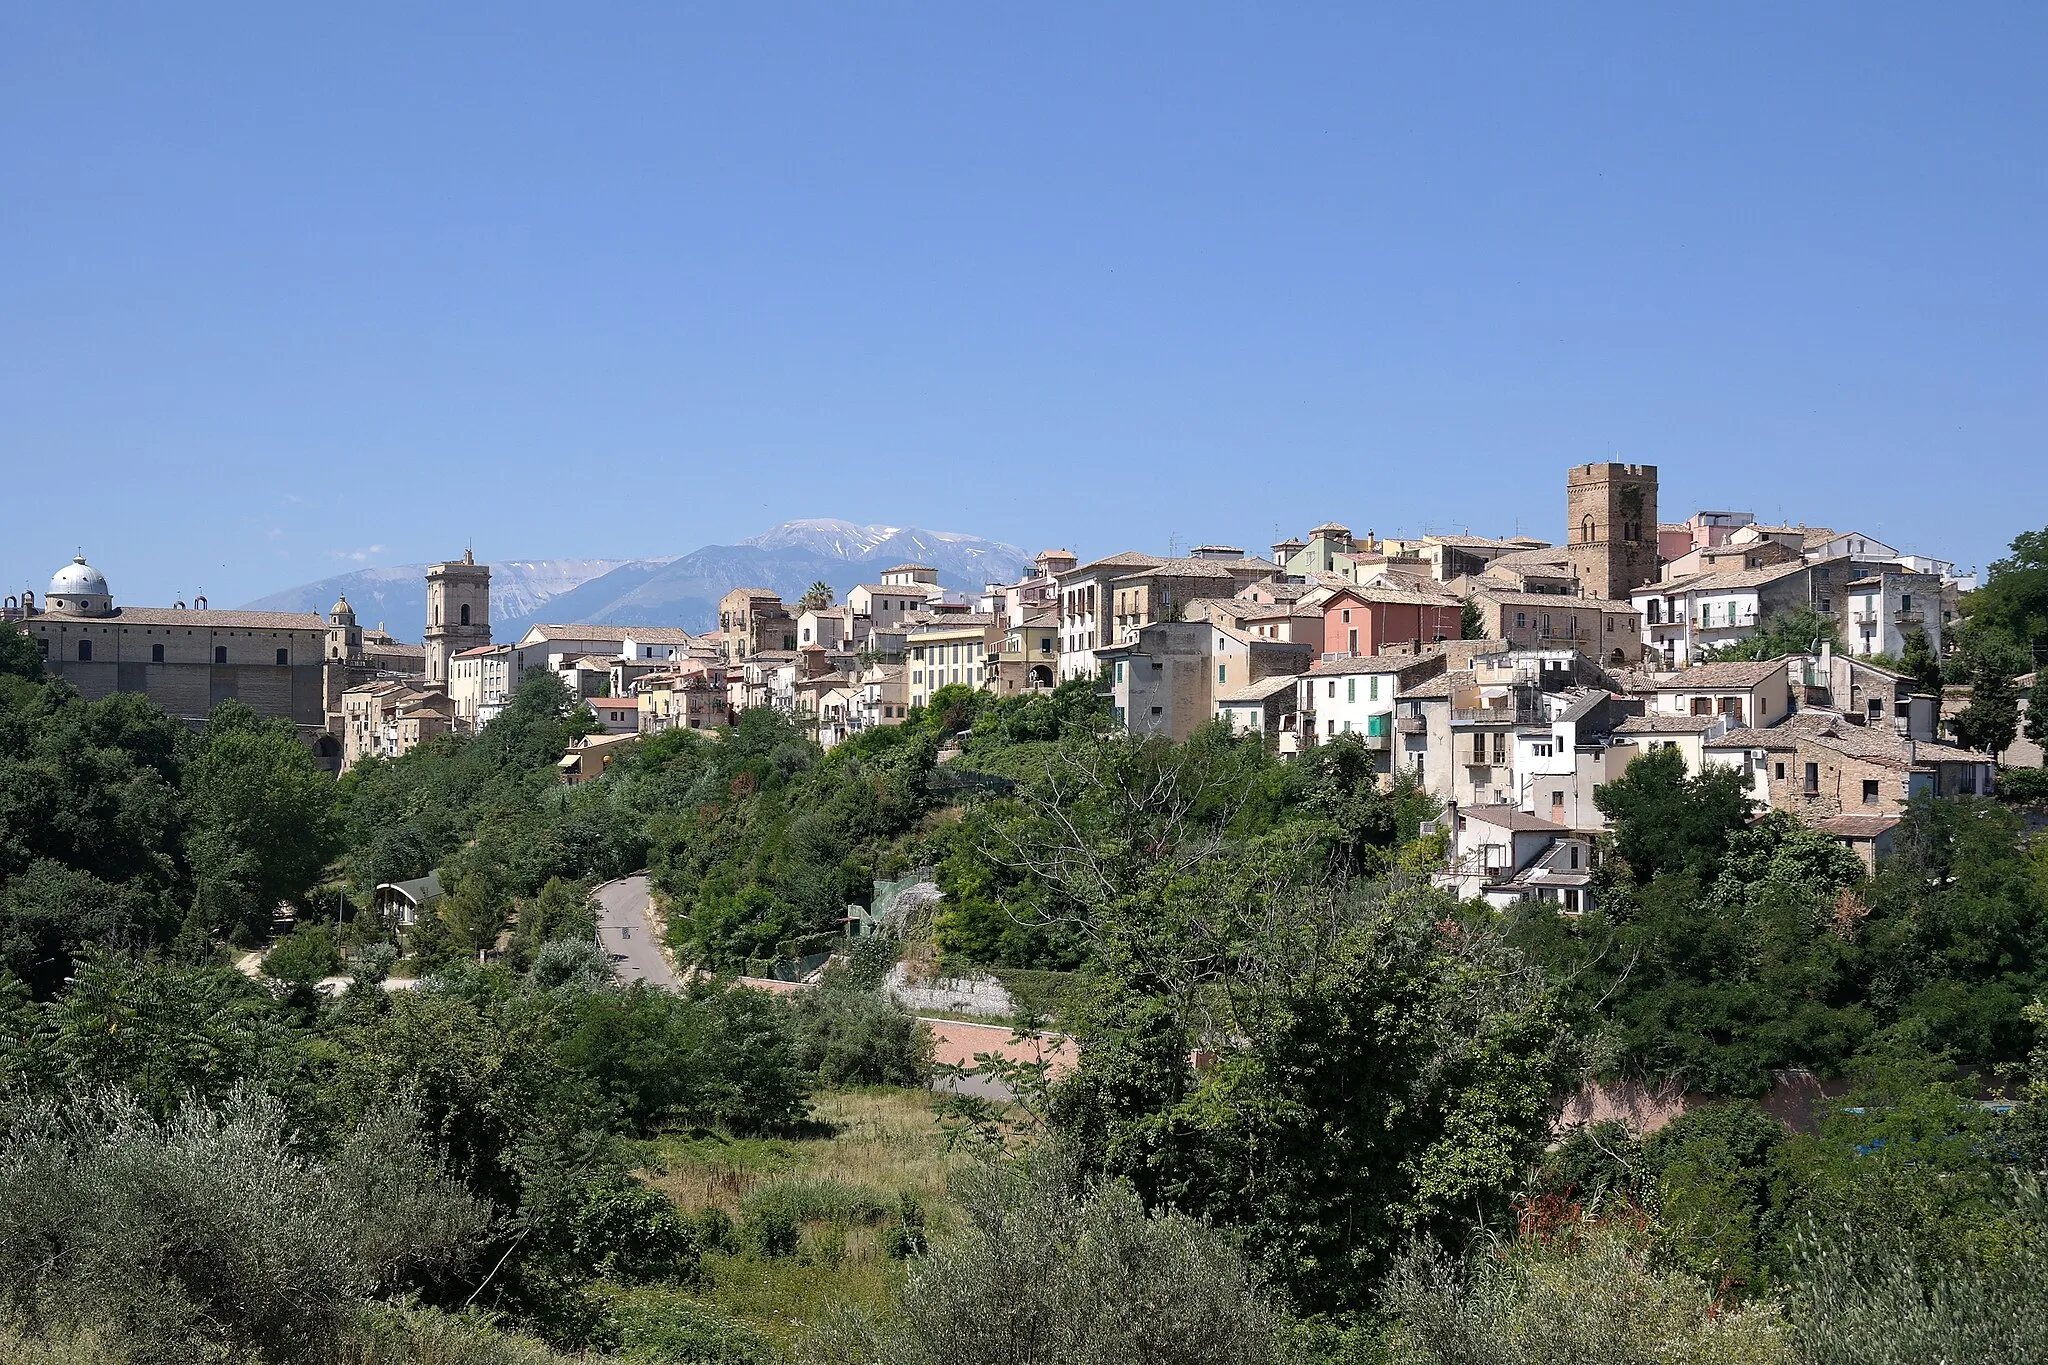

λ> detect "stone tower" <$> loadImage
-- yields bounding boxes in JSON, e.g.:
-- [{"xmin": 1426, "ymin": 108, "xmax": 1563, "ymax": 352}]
[
  {"xmin": 424, "ymin": 550, "xmax": 491, "ymax": 687},
  {"xmin": 1566, "ymin": 463, "xmax": 1659, "ymax": 600}
]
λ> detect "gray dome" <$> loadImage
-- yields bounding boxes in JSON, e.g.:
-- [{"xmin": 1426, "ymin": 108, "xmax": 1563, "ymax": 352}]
[
  {"xmin": 330, "ymin": 594, "xmax": 357, "ymax": 624},
  {"xmin": 49, "ymin": 556, "xmax": 109, "ymax": 599}
]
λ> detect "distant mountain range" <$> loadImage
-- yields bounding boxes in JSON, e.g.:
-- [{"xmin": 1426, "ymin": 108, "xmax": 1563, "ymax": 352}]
[{"xmin": 241, "ymin": 520, "xmax": 1033, "ymax": 642}]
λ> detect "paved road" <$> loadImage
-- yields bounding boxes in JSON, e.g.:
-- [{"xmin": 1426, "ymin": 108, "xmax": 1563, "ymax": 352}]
[{"xmin": 593, "ymin": 874, "xmax": 683, "ymax": 990}]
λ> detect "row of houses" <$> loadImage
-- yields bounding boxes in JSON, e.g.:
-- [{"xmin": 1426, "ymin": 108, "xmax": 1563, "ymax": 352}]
[{"xmin": 333, "ymin": 464, "xmax": 2012, "ymax": 906}]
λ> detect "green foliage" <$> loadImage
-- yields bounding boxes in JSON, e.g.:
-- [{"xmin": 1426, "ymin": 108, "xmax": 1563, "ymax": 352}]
[
  {"xmin": 648, "ymin": 709, "xmax": 938, "ymax": 966},
  {"xmin": 0, "ymin": 682, "xmax": 192, "ymax": 994},
  {"xmin": 1960, "ymin": 524, "xmax": 2048, "ymax": 663},
  {"xmin": 555, "ymin": 981, "xmax": 812, "ymax": 1137},
  {"xmin": 1700, "ymin": 604, "xmax": 1837, "ymax": 663},
  {"xmin": 1460, "ymin": 598, "xmax": 1484, "ymax": 640},
  {"xmin": 1383, "ymin": 1225, "xmax": 1795, "ymax": 1364},
  {"xmin": 184, "ymin": 700, "xmax": 339, "ymax": 941},
  {"xmin": 805, "ymin": 1150, "xmax": 1279, "ymax": 1365},
  {"xmin": 336, "ymin": 671, "xmax": 644, "ymax": 909},
  {"xmin": 571, "ymin": 1180, "xmax": 700, "ymax": 1283},
  {"xmin": 0, "ymin": 1087, "xmax": 487, "ymax": 1364},
  {"xmin": 264, "ymin": 922, "xmax": 344, "ymax": 986},
  {"xmin": 785, "ymin": 980, "xmax": 933, "ymax": 1088},
  {"xmin": 608, "ymin": 1292, "xmax": 771, "ymax": 1364},
  {"xmin": 35, "ymin": 946, "xmax": 315, "ymax": 1120},
  {"xmin": 741, "ymin": 1175, "xmax": 892, "ymax": 1260},
  {"xmin": 1899, "ymin": 627, "xmax": 1944, "ymax": 698},
  {"xmin": 1592, "ymin": 745, "xmax": 1754, "ymax": 885},
  {"xmin": 1949, "ymin": 625, "xmax": 2027, "ymax": 755},
  {"xmin": 0, "ymin": 622, "xmax": 42, "ymax": 680}
]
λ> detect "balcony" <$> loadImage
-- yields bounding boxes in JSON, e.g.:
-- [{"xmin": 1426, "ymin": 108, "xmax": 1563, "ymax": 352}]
[
  {"xmin": 1453, "ymin": 706, "xmax": 1541, "ymax": 725},
  {"xmin": 1394, "ymin": 715, "xmax": 1427, "ymax": 735},
  {"xmin": 1358, "ymin": 730, "xmax": 1391, "ymax": 751},
  {"xmin": 1696, "ymin": 611, "xmax": 1759, "ymax": 631}
]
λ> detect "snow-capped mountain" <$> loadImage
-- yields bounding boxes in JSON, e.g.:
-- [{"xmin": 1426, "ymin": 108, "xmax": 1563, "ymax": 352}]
[{"xmin": 241, "ymin": 522, "xmax": 1031, "ymax": 641}]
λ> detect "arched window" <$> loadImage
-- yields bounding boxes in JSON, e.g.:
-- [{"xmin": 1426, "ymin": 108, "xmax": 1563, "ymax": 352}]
[
  {"xmin": 1581, "ymin": 515, "xmax": 1596, "ymax": 543},
  {"xmin": 460, "ymin": 604, "xmax": 470, "ymax": 626},
  {"xmin": 78, "ymin": 639, "xmax": 92, "ymax": 662}
]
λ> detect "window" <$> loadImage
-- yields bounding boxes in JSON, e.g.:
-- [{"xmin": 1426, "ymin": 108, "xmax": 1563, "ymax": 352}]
[
  {"xmin": 1327, "ymin": 680, "xmax": 1336, "ymax": 698},
  {"xmin": 1862, "ymin": 779, "xmax": 1880, "ymax": 805},
  {"xmin": 459, "ymin": 604, "xmax": 470, "ymax": 626},
  {"xmin": 77, "ymin": 639, "xmax": 92, "ymax": 662},
  {"xmin": 1820, "ymin": 596, "xmax": 1831, "ymax": 613},
  {"xmin": 1551, "ymin": 789, "xmax": 1565, "ymax": 807},
  {"xmin": 1767, "ymin": 761, "xmax": 1782, "ymax": 781},
  {"xmin": 1342, "ymin": 608, "xmax": 1351, "ymax": 623},
  {"xmin": 1115, "ymin": 661, "xmax": 1125, "ymax": 683},
  {"xmin": 1348, "ymin": 628, "xmax": 1358, "ymax": 653},
  {"xmin": 1370, "ymin": 676, "xmax": 1380, "ymax": 700},
  {"xmin": 1472, "ymin": 734, "xmax": 1486, "ymax": 763},
  {"xmin": 1217, "ymin": 663, "xmax": 1227, "ymax": 684},
  {"xmin": 1328, "ymin": 719, "xmax": 1336, "ymax": 735},
  {"xmin": 1647, "ymin": 599, "xmax": 1661, "ymax": 624},
  {"xmin": 151, "ymin": 644, "xmax": 164, "ymax": 663},
  {"xmin": 1804, "ymin": 762, "xmax": 1820, "ymax": 795},
  {"xmin": 214, "ymin": 646, "xmax": 228, "ymax": 664},
  {"xmin": 1569, "ymin": 843, "xmax": 1580, "ymax": 869},
  {"xmin": 1868, "ymin": 698, "xmax": 1883, "ymax": 719},
  {"xmin": 1347, "ymin": 678, "xmax": 1356, "ymax": 703},
  {"xmin": 1492, "ymin": 732, "xmax": 1507, "ymax": 764},
  {"xmin": 275, "ymin": 648, "xmax": 289, "ymax": 665},
  {"xmin": 1516, "ymin": 612, "xmax": 1526, "ymax": 630},
  {"xmin": 1901, "ymin": 594, "xmax": 1912, "ymax": 611}
]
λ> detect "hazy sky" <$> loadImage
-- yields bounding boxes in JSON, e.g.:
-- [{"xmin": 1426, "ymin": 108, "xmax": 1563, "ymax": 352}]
[{"xmin": 4, "ymin": 4, "xmax": 2043, "ymax": 606}]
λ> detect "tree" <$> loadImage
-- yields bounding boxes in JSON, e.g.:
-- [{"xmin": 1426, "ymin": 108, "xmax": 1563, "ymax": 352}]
[
  {"xmin": 183, "ymin": 701, "xmax": 337, "ymax": 941},
  {"xmin": 1899, "ymin": 627, "xmax": 1944, "ymax": 698},
  {"xmin": 0, "ymin": 1087, "xmax": 488, "ymax": 1361},
  {"xmin": 262, "ymin": 923, "xmax": 343, "ymax": 989},
  {"xmin": 0, "ymin": 622, "xmax": 40, "ymax": 680},
  {"xmin": 798, "ymin": 581, "xmax": 835, "ymax": 612},
  {"xmin": 1592, "ymin": 745, "xmax": 1754, "ymax": 885},
  {"xmin": 1960, "ymin": 525, "xmax": 2048, "ymax": 662},
  {"xmin": 2028, "ymin": 671, "xmax": 2048, "ymax": 747},
  {"xmin": 1460, "ymin": 597, "xmax": 1484, "ymax": 640},
  {"xmin": 1701, "ymin": 605, "xmax": 1837, "ymax": 662},
  {"xmin": 1949, "ymin": 628, "xmax": 2027, "ymax": 756},
  {"xmin": 805, "ymin": 1150, "xmax": 1280, "ymax": 1365}
]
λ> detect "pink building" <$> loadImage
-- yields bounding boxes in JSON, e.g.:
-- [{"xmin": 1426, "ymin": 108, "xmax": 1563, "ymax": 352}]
[
  {"xmin": 1659, "ymin": 510, "xmax": 1755, "ymax": 563},
  {"xmin": 1321, "ymin": 586, "xmax": 1463, "ymax": 658}
]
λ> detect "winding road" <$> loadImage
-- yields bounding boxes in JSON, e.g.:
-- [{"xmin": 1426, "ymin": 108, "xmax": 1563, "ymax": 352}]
[{"xmin": 592, "ymin": 874, "xmax": 683, "ymax": 991}]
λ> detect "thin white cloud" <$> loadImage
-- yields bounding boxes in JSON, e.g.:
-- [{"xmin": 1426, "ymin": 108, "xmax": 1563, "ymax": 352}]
[{"xmin": 325, "ymin": 545, "xmax": 385, "ymax": 562}]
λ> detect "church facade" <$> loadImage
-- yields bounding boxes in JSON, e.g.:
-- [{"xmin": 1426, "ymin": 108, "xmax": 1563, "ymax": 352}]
[
  {"xmin": 6, "ymin": 551, "xmax": 490, "ymax": 773},
  {"xmin": 10, "ymin": 556, "xmax": 342, "ymax": 766}
]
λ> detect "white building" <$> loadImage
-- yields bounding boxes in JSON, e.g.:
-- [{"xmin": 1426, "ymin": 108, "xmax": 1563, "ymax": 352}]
[
  {"xmin": 1845, "ymin": 568, "xmax": 1943, "ymax": 660},
  {"xmin": 1631, "ymin": 562, "xmax": 1810, "ymax": 669}
]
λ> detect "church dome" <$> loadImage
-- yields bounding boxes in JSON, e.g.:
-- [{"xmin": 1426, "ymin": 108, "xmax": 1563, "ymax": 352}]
[
  {"xmin": 330, "ymin": 593, "xmax": 357, "ymax": 625},
  {"xmin": 50, "ymin": 556, "xmax": 109, "ymax": 599}
]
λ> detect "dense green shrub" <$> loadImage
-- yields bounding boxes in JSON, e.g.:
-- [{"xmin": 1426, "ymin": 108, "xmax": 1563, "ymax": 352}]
[
  {"xmin": 805, "ymin": 1150, "xmax": 1279, "ymax": 1365},
  {"xmin": 1383, "ymin": 1225, "xmax": 1794, "ymax": 1365},
  {"xmin": 571, "ymin": 1181, "xmax": 700, "ymax": 1284}
]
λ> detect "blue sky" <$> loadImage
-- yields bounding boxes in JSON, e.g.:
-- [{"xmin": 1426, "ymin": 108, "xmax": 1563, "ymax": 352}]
[{"xmin": 3, "ymin": 4, "xmax": 2043, "ymax": 606}]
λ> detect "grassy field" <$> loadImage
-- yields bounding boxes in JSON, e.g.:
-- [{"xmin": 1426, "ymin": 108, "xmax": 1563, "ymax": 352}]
[{"xmin": 631, "ymin": 1088, "xmax": 976, "ymax": 1352}]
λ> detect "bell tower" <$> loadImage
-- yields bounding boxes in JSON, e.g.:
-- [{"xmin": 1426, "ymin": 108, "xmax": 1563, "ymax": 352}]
[
  {"xmin": 1566, "ymin": 463, "xmax": 1659, "ymax": 600},
  {"xmin": 424, "ymin": 549, "xmax": 491, "ymax": 687}
]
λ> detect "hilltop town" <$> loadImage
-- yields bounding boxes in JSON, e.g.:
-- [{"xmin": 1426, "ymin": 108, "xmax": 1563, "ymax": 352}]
[{"xmin": 6, "ymin": 461, "xmax": 2033, "ymax": 904}]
